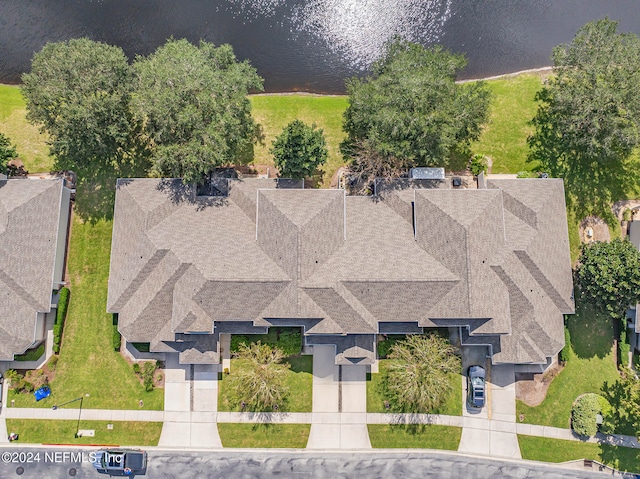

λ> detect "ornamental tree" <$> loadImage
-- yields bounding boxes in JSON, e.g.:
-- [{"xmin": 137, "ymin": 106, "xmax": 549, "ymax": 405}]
[
  {"xmin": 528, "ymin": 19, "xmax": 640, "ymax": 215},
  {"xmin": 574, "ymin": 239, "xmax": 640, "ymax": 319},
  {"xmin": 271, "ymin": 119, "xmax": 328, "ymax": 179},
  {"xmin": 133, "ymin": 39, "xmax": 263, "ymax": 183},
  {"xmin": 342, "ymin": 39, "xmax": 490, "ymax": 190},
  {"xmin": 230, "ymin": 341, "xmax": 290, "ymax": 411},
  {"xmin": 384, "ymin": 334, "xmax": 461, "ymax": 412}
]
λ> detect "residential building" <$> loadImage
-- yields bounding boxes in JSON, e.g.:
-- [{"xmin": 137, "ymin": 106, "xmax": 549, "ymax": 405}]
[
  {"xmin": 107, "ymin": 176, "xmax": 574, "ymax": 370},
  {"xmin": 0, "ymin": 178, "xmax": 72, "ymax": 363}
]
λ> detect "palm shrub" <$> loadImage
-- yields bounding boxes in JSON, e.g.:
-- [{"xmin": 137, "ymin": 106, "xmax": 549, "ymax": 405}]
[
  {"xmin": 468, "ymin": 154, "xmax": 488, "ymax": 176},
  {"xmin": 385, "ymin": 334, "xmax": 460, "ymax": 412},
  {"xmin": 230, "ymin": 341, "xmax": 290, "ymax": 411}
]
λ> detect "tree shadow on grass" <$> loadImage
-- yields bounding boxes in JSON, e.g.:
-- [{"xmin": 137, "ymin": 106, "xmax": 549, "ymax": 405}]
[
  {"xmin": 600, "ymin": 380, "xmax": 637, "ymax": 437},
  {"xmin": 71, "ymin": 157, "xmax": 151, "ymax": 224},
  {"xmin": 566, "ymin": 300, "xmax": 614, "ymax": 359},
  {"xmin": 599, "ymin": 443, "xmax": 640, "ymax": 474}
]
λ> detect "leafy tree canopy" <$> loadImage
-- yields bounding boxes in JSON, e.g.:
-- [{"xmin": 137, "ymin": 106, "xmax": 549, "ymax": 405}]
[
  {"xmin": 270, "ymin": 119, "xmax": 328, "ymax": 180},
  {"xmin": 384, "ymin": 334, "xmax": 460, "ymax": 412},
  {"xmin": 0, "ymin": 133, "xmax": 18, "ymax": 172},
  {"xmin": 342, "ymin": 39, "xmax": 490, "ymax": 189},
  {"xmin": 21, "ymin": 38, "xmax": 148, "ymax": 220},
  {"xmin": 133, "ymin": 39, "xmax": 264, "ymax": 183},
  {"xmin": 21, "ymin": 38, "xmax": 142, "ymax": 174},
  {"xmin": 528, "ymin": 18, "xmax": 640, "ymax": 214},
  {"xmin": 574, "ymin": 239, "xmax": 640, "ymax": 319}
]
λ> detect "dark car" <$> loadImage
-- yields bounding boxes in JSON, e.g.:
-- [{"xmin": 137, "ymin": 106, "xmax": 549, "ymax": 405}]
[
  {"xmin": 92, "ymin": 448, "xmax": 147, "ymax": 476},
  {"xmin": 467, "ymin": 365, "xmax": 486, "ymax": 408}
]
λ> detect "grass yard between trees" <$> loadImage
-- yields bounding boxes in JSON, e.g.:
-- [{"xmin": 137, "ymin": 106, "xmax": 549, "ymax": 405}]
[
  {"xmin": 516, "ymin": 302, "xmax": 619, "ymax": 429},
  {"xmin": 518, "ymin": 436, "xmax": 640, "ymax": 473},
  {"xmin": 0, "ymin": 84, "xmax": 52, "ymax": 173},
  {"xmin": 368, "ymin": 424, "xmax": 462, "ymax": 450},
  {"xmin": 249, "ymin": 94, "xmax": 348, "ymax": 186},
  {"xmin": 217, "ymin": 424, "xmax": 310, "ymax": 448},
  {"xmin": 8, "ymin": 217, "xmax": 164, "ymax": 410},
  {"xmin": 5, "ymin": 420, "xmax": 162, "ymax": 446}
]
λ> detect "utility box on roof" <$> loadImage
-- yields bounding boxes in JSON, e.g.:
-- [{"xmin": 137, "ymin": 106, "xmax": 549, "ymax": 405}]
[{"xmin": 409, "ymin": 167, "xmax": 445, "ymax": 180}]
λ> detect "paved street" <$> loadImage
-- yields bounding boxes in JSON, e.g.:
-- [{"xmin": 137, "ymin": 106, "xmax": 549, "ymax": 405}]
[{"xmin": 0, "ymin": 447, "xmax": 612, "ymax": 479}]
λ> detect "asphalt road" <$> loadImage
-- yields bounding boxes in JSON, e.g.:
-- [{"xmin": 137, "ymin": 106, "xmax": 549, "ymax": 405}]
[{"xmin": 0, "ymin": 447, "xmax": 615, "ymax": 479}]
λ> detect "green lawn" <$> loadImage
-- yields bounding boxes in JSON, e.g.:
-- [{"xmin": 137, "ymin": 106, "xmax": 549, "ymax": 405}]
[
  {"xmin": 518, "ymin": 436, "xmax": 640, "ymax": 473},
  {"xmin": 516, "ymin": 303, "xmax": 619, "ymax": 428},
  {"xmin": 368, "ymin": 424, "xmax": 462, "ymax": 450},
  {"xmin": 8, "ymin": 217, "xmax": 164, "ymax": 410},
  {"xmin": 218, "ymin": 423, "xmax": 310, "ymax": 448},
  {"xmin": 0, "ymin": 84, "xmax": 52, "ymax": 173},
  {"xmin": 367, "ymin": 359, "xmax": 462, "ymax": 415},
  {"xmin": 250, "ymin": 94, "xmax": 348, "ymax": 186},
  {"xmin": 469, "ymin": 73, "xmax": 548, "ymax": 174},
  {"xmin": 5, "ymin": 420, "xmax": 162, "ymax": 446},
  {"xmin": 218, "ymin": 355, "xmax": 313, "ymax": 412}
]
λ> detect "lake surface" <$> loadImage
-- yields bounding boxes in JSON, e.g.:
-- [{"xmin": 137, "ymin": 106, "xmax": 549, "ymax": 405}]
[{"xmin": 1, "ymin": 1, "xmax": 639, "ymax": 93}]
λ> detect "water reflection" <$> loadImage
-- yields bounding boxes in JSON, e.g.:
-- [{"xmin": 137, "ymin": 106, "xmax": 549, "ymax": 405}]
[{"xmin": 224, "ymin": 0, "xmax": 452, "ymax": 69}]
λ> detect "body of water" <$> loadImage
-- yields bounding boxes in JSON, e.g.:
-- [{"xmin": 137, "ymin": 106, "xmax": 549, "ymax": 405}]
[{"xmin": 1, "ymin": 1, "xmax": 639, "ymax": 93}]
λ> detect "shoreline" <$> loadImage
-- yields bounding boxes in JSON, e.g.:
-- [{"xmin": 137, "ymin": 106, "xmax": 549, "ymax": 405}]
[{"xmin": 2, "ymin": 66, "xmax": 554, "ymax": 97}]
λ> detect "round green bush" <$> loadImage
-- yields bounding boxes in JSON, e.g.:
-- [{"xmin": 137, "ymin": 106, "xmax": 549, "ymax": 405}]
[{"xmin": 571, "ymin": 393, "xmax": 610, "ymax": 436}]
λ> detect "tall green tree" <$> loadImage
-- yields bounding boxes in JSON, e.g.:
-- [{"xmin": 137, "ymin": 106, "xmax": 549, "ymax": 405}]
[
  {"xmin": 384, "ymin": 334, "xmax": 460, "ymax": 412},
  {"xmin": 0, "ymin": 133, "xmax": 18, "ymax": 173},
  {"xmin": 21, "ymin": 38, "xmax": 143, "ymax": 175},
  {"xmin": 230, "ymin": 342, "xmax": 290, "ymax": 411},
  {"xmin": 21, "ymin": 38, "xmax": 147, "ymax": 220},
  {"xmin": 133, "ymin": 39, "xmax": 263, "ymax": 183},
  {"xmin": 342, "ymin": 39, "xmax": 490, "ymax": 190},
  {"xmin": 270, "ymin": 119, "xmax": 328, "ymax": 179},
  {"xmin": 528, "ymin": 19, "xmax": 640, "ymax": 216},
  {"xmin": 575, "ymin": 239, "xmax": 640, "ymax": 319}
]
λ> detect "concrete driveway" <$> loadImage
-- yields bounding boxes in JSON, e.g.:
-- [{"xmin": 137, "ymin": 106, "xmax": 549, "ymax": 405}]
[
  {"xmin": 306, "ymin": 346, "xmax": 371, "ymax": 449},
  {"xmin": 458, "ymin": 347, "xmax": 520, "ymax": 458}
]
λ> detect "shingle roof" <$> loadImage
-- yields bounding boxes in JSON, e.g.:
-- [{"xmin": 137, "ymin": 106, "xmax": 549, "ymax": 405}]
[
  {"xmin": 108, "ymin": 177, "xmax": 574, "ymax": 365},
  {"xmin": 0, "ymin": 179, "xmax": 66, "ymax": 360}
]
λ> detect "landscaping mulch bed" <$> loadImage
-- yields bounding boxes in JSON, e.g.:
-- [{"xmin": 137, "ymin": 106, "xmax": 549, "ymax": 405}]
[{"xmin": 515, "ymin": 363, "xmax": 563, "ymax": 407}]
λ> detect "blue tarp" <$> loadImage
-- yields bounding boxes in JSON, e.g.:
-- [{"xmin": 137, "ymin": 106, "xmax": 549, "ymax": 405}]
[{"xmin": 34, "ymin": 386, "xmax": 50, "ymax": 401}]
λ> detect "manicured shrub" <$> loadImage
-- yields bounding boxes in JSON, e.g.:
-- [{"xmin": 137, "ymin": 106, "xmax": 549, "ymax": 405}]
[
  {"xmin": 132, "ymin": 363, "xmax": 141, "ymax": 374},
  {"xmin": 572, "ymin": 393, "xmax": 610, "ymax": 436},
  {"xmin": 112, "ymin": 324, "xmax": 121, "ymax": 351},
  {"xmin": 558, "ymin": 327, "xmax": 571, "ymax": 364},
  {"xmin": 14, "ymin": 343, "xmax": 45, "ymax": 362},
  {"xmin": 230, "ymin": 329, "xmax": 302, "ymax": 357},
  {"xmin": 618, "ymin": 320, "xmax": 631, "ymax": 367}
]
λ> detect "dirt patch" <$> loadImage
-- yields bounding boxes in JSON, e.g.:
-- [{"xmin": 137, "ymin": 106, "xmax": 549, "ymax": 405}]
[
  {"xmin": 515, "ymin": 362, "xmax": 563, "ymax": 407},
  {"xmin": 579, "ymin": 216, "xmax": 611, "ymax": 244}
]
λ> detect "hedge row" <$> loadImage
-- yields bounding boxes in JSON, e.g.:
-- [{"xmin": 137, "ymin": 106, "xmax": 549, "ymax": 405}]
[
  {"xmin": 52, "ymin": 287, "xmax": 70, "ymax": 354},
  {"xmin": 112, "ymin": 314, "xmax": 121, "ymax": 351}
]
